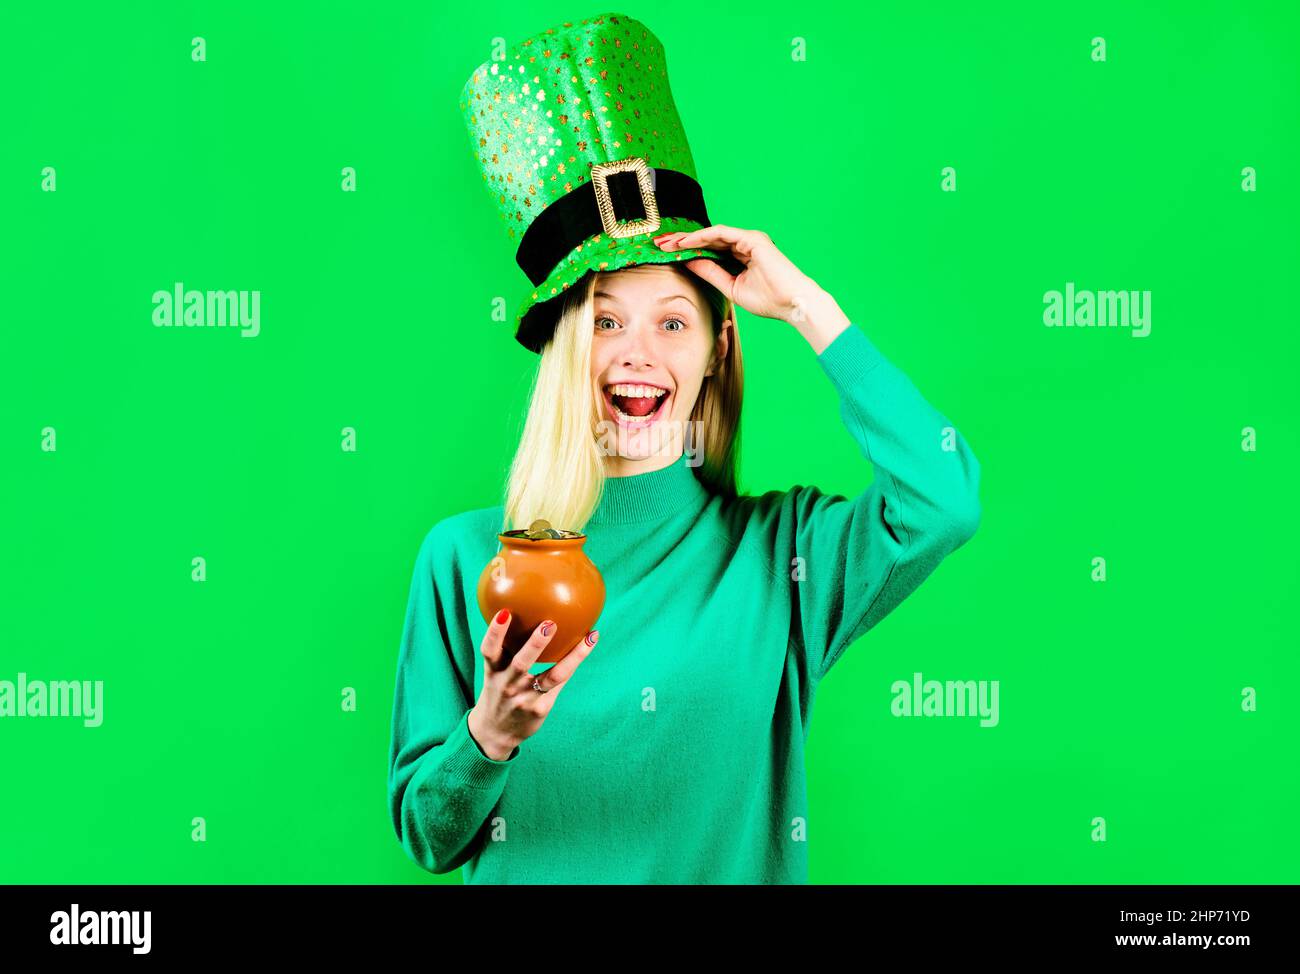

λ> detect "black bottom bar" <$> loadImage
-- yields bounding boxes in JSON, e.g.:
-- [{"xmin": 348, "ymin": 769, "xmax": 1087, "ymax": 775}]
[{"xmin": 0, "ymin": 884, "xmax": 1286, "ymax": 959}]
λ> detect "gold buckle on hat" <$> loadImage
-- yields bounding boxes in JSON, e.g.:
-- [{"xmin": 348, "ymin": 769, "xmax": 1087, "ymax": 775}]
[{"xmin": 590, "ymin": 157, "xmax": 661, "ymax": 239}]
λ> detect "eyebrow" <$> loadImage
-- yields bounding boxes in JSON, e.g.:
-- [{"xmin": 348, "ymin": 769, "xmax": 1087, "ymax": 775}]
[{"xmin": 594, "ymin": 290, "xmax": 700, "ymax": 312}]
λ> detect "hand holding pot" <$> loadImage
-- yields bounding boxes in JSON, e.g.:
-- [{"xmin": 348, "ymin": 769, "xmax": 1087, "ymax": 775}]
[{"xmin": 467, "ymin": 608, "xmax": 600, "ymax": 761}]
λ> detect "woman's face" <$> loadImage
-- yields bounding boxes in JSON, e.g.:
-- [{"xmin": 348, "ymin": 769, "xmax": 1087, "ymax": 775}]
[{"xmin": 590, "ymin": 264, "xmax": 730, "ymax": 468}]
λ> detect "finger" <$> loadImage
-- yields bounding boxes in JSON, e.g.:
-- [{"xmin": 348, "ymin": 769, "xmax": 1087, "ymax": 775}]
[
  {"xmin": 480, "ymin": 607, "xmax": 512, "ymax": 670},
  {"xmin": 505, "ymin": 618, "xmax": 560, "ymax": 689},
  {"xmin": 536, "ymin": 629, "xmax": 600, "ymax": 691},
  {"xmin": 663, "ymin": 224, "xmax": 750, "ymax": 256},
  {"xmin": 681, "ymin": 258, "xmax": 736, "ymax": 299}
]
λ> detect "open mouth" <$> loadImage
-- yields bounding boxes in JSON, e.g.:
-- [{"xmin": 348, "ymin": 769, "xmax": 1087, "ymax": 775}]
[{"xmin": 602, "ymin": 382, "xmax": 671, "ymax": 428}]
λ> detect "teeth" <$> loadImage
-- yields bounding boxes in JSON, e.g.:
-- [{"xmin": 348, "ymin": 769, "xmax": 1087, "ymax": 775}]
[{"xmin": 606, "ymin": 383, "xmax": 667, "ymax": 398}]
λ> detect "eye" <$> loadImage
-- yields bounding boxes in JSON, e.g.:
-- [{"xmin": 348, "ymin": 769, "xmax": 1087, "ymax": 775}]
[
  {"xmin": 595, "ymin": 315, "xmax": 620, "ymax": 332},
  {"xmin": 663, "ymin": 317, "xmax": 686, "ymax": 332}
]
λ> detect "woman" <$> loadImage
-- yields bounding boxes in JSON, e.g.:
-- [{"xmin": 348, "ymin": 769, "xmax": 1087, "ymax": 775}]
[{"xmin": 387, "ymin": 223, "xmax": 982, "ymax": 883}]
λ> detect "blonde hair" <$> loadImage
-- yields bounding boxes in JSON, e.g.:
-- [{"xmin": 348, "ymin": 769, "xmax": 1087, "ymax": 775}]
[{"xmin": 502, "ymin": 263, "xmax": 744, "ymax": 532}]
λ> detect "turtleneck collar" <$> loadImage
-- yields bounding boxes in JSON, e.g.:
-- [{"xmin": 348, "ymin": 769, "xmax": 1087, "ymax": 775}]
[{"xmin": 586, "ymin": 452, "xmax": 711, "ymax": 526}]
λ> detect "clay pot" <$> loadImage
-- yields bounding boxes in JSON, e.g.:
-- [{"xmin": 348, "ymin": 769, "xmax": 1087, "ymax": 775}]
[{"xmin": 476, "ymin": 527, "xmax": 605, "ymax": 664}]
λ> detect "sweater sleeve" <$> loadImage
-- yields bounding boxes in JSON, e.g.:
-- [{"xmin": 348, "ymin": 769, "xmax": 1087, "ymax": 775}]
[
  {"xmin": 784, "ymin": 323, "xmax": 982, "ymax": 685},
  {"xmin": 387, "ymin": 521, "xmax": 519, "ymax": 876}
]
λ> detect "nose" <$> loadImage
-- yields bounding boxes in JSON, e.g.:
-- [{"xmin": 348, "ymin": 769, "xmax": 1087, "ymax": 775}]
[{"xmin": 619, "ymin": 322, "xmax": 657, "ymax": 369}]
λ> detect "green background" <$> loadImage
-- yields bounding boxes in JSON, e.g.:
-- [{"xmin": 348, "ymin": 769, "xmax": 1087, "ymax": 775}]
[{"xmin": 2, "ymin": 1, "xmax": 1296, "ymax": 883}]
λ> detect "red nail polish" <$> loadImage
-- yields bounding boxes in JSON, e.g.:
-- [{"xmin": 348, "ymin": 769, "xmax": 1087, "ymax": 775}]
[{"xmin": 495, "ymin": 608, "xmax": 509, "ymax": 624}]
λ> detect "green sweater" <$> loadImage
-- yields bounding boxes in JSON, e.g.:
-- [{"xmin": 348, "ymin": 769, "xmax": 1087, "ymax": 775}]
[{"xmin": 387, "ymin": 323, "xmax": 981, "ymax": 883}]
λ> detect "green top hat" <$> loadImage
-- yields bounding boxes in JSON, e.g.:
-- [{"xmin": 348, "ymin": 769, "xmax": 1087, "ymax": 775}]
[{"xmin": 460, "ymin": 10, "xmax": 745, "ymax": 354}]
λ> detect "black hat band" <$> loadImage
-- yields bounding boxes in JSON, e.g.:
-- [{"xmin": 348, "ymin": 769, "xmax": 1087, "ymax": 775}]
[{"xmin": 515, "ymin": 161, "xmax": 713, "ymax": 287}]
